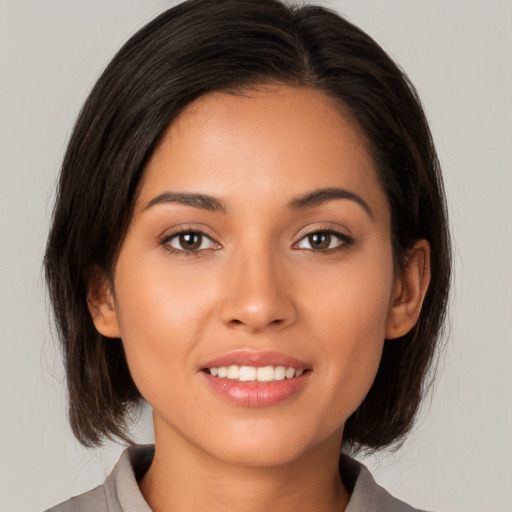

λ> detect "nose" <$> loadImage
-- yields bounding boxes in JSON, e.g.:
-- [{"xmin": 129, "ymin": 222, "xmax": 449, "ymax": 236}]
[{"xmin": 219, "ymin": 247, "xmax": 297, "ymax": 333}]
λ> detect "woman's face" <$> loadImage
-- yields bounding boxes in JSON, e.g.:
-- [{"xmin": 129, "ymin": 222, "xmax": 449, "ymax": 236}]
[{"xmin": 99, "ymin": 86, "xmax": 402, "ymax": 467}]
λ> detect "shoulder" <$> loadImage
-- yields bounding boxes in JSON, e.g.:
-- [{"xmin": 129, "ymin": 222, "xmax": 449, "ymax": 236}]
[
  {"xmin": 43, "ymin": 485, "xmax": 107, "ymax": 512},
  {"xmin": 340, "ymin": 454, "xmax": 433, "ymax": 512},
  {"xmin": 43, "ymin": 445, "xmax": 154, "ymax": 512}
]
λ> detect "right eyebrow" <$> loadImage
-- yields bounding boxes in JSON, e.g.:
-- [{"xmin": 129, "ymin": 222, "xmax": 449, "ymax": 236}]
[{"xmin": 142, "ymin": 192, "xmax": 226, "ymax": 213}]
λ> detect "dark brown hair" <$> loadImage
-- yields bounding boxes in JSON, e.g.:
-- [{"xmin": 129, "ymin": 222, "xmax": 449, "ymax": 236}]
[{"xmin": 45, "ymin": 0, "xmax": 451, "ymax": 450}]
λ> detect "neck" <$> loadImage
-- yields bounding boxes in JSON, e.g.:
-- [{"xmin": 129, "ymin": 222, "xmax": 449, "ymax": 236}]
[{"xmin": 140, "ymin": 422, "xmax": 349, "ymax": 512}]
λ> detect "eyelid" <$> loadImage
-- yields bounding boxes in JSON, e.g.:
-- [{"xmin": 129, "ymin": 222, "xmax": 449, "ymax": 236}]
[
  {"xmin": 292, "ymin": 224, "xmax": 354, "ymax": 252},
  {"xmin": 159, "ymin": 225, "xmax": 222, "ymax": 254}
]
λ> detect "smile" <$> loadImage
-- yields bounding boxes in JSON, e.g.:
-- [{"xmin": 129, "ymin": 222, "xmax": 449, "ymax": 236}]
[
  {"xmin": 201, "ymin": 352, "xmax": 310, "ymax": 407},
  {"xmin": 207, "ymin": 365, "xmax": 304, "ymax": 382}
]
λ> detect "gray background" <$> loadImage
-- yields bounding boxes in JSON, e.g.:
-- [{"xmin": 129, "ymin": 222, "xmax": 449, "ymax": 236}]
[{"xmin": 1, "ymin": 1, "xmax": 511, "ymax": 511}]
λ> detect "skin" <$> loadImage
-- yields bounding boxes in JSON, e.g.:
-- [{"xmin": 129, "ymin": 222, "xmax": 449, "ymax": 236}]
[{"xmin": 89, "ymin": 85, "xmax": 430, "ymax": 512}]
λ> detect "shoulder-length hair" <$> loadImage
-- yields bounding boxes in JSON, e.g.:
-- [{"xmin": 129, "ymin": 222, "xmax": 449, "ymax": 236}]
[{"xmin": 45, "ymin": 0, "xmax": 451, "ymax": 450}]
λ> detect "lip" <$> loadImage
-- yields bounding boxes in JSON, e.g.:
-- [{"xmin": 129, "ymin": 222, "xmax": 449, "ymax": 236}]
[
  {"xmin": 201, "ymin": 350, "xmax": 309, "ymax": 371},
  {"xmin": 200, "ymin": 351, "xmax": 311, "ymax": 407}
]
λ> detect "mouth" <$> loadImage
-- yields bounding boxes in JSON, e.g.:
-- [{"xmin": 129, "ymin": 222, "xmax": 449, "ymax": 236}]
[
  {"xmin": 200, "ymin": 351, "xmax": 311, "ymax": 407},
  {"xmin": 205, "ymin": 365, "xmax": 304, "ymax": 382}
]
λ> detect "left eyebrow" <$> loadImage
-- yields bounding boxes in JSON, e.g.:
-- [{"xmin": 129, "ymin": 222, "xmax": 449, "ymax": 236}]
[
  {"xmin": 142, "ymin": 192, "xmax": 226, "ymax": 213},
  {"xmin": 288, "ymin": 187, "xmax": 374, "ymax": 220}
]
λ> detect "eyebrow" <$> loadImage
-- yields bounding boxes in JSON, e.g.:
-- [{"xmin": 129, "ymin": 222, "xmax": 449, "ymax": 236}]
[
  {"xmin": 143, "ymin": 187, "xmax": 373, "ymax": 218},
  {"xmin": 288, "ymin": 187, "xmax": 373, "ymax": 219},
  {"xmin": 143, "ymin": 192, "xmax": 226, "ymax": 213}
]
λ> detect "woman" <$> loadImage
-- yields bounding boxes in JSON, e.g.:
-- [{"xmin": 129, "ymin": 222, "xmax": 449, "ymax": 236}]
[{"xmin": 44, "ymin": 0, "xmax": 451, "ymax": 510}]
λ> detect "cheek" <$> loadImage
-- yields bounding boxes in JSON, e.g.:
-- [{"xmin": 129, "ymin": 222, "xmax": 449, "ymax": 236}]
[
  {"xmin": 112, "ymin": 254, "xmax": 218, "ymax": 393},
  {"xmin": 301, "ymin": 250, "xmax": 394, "ymax": 408},
  {"xmin": 319, "ymin": 299, "xmax": 386, "ymax": 406},
  {"xmin": 302, "ymin": 249, "xmax": 394, "ymax": 340}
]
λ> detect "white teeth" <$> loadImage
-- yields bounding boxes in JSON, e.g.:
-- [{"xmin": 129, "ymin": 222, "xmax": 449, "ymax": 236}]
[
  {"xmin": 227, "ymin": 365, "xmax": 239, "ymax": 379},
  {"xmin": 274, "ymin": 366, "xmax": 286, "ymax": 380},
  {"xmin": 208, "ymin": 365, "xmax": 304, "ymax": 382},
  {"xmin": 257, "ymin": 366, "xmax": 274, "ymax": 382},
  {"xmin": 285, "ymin": 367, "xmax": 295, "ymax": 379},
  {"xmin": 239, "ymin": 366, "xmax": 256, "ymax": 382}
]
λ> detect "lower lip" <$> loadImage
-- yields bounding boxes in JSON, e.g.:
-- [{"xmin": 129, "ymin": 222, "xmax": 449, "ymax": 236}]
[{"xmin": 202, "ymin": 372, "xmax": 309, "ymax": 407}]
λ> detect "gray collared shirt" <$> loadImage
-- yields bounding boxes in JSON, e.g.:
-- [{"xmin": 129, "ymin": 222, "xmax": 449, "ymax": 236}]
[{"xmin": 45, "ymin": 445, "xmax": 429, "ymax": 512}]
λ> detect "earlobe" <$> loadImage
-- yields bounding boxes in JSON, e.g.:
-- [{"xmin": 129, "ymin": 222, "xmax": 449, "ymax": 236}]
[
  {"xmin": 385, "ymin": 239, "xmax": 431, "ymax": 339},
  {"xmin": 86, "ymin": 267, "xmax": 121, "ymax": 339}
]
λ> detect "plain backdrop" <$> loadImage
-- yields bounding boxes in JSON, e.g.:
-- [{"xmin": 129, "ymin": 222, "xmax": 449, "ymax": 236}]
[{"xmin": 1, "ymin": 1, "xmax": 511, "ymax": 511}]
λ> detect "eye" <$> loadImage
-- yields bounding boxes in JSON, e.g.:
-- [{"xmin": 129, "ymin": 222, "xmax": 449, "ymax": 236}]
[
  {"xmin": 295, "ymin": 230, "xmax": 352, "ymax": 252},
  {"xmin": 161, "ymin": 230, "xmax": 219, "ymax": 253}
]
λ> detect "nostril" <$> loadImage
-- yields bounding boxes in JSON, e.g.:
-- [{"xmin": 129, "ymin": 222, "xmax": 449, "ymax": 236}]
[{"xmin": 227, "ymin": 317, "xmax": 284, "ymax": 331}]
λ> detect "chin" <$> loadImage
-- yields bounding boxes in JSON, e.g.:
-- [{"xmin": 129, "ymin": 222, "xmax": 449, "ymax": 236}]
[
  {"xmin": 209, "ymin": 440, "xmax": 310, "ymax": 469},
  {"xmin": 195, "ymin": 417, "xmax": 341, "ymax": 469}
]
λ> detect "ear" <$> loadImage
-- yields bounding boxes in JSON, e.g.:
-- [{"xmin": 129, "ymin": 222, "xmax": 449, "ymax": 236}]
[
  {"xmin": 86, "ymin": 267, "xmax": 121, "ymax": 338},
  {"xmin": 386, "ymin": 239, "xmax": 431, "ymax": 339}
]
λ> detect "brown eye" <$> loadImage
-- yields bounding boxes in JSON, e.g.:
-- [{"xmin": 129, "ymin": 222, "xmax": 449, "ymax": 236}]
[
  {"xmin": 163, "ymin": 231, "xmax": 218, "ymax": 252},
  {"xmin": 178, "ymin": 233, "xmax": 203, "ymax": 250},
  {"xmin": 308, "ymin": 232, "xmax": 332, "ymax": 250},
  {"xmin": 295, "ymin": 230, "xmax": 353, "ymax": 252}
]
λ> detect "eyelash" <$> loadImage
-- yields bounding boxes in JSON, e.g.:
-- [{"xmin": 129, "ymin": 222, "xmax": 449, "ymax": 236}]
[
  {"xmin": 159, "ymin": 227, "xmax": 220, "ymax": 256},
  {"xmin": 293, "ymin": 229, "xmax": 354, "ymax": 253},
  {"xmin": 159, "ymin": 227, "xmax": 353, "ymax": 256}
]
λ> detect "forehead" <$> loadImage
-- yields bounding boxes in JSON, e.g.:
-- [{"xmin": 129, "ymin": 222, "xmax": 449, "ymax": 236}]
[{"xmin": 138, "ymin": 86, "xmax": 387, "ymax": 218}]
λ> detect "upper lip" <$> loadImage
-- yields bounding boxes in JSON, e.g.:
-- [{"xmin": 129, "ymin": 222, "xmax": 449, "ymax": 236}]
[{"xmin": 201, "ymin": 351, "xmax": 309, "ymax": 370}]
